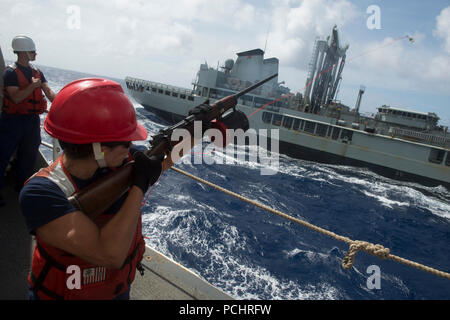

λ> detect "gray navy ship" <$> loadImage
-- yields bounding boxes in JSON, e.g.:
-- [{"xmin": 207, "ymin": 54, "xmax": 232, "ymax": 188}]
[{"xmin": 126, "ymin": 26, "xmax": 450, "ymax": 188}]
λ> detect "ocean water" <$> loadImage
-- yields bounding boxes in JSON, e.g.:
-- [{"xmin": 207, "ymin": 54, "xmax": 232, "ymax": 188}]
[{"xmin": 38, "ymin": 64, "xmax": 450, "ymax": 300}]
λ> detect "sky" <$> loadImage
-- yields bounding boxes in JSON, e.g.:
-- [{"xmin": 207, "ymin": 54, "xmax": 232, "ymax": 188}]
[{"xmin": 1, "ymin": 0, "xmax": 449, "ymax": 126}]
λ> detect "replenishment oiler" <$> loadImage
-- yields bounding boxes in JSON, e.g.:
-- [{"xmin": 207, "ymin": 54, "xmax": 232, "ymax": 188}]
[{"xmin": 126, "ymin": 26, "xmax": 450, "ymax": 188}]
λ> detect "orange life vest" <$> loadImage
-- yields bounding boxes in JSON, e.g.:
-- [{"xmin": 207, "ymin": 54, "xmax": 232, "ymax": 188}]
[
  {"xmin": 27, "ymin": 155, "xmax": 145, "ymax": 300},
  {"xmin": 2, "ymin": 63, "xmax": 47, "ymax": 114}
]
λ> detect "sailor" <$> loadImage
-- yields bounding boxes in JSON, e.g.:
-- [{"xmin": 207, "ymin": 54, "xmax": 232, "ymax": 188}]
[
  {"xmin": 18, "ymin": 78, "xmax": 166, "ymax": 300},
  {"xmin": 0, "ymin": 35, "xmax": 56, "ymax": 206}
]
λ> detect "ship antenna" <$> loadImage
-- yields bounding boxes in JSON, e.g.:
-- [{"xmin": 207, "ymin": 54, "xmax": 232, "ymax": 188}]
[{"xmin": 263, "ymin": 24, "xmax": 270, "ymax": 53}]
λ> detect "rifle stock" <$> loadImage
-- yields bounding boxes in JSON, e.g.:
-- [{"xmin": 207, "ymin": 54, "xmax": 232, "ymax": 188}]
[
  {"xmin": 69, "ymin": 163, "xmax": 134, "ymax": 220},
  {"xmin": 68, "ymin": 73, "xmax": 277, "ymax": 219}
]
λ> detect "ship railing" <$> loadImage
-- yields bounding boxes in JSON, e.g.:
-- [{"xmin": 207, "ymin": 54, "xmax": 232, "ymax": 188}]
[
  {"xmin": 125, "ymin": 76, "xmax": 193, "ymax": 96},
  {"xmin": 390, "ymin": 127, "xmax": 450, "ymax": 148},
  {"xmin": 40, "ymin": 138, "xmax": 61, "ymax": 162}
]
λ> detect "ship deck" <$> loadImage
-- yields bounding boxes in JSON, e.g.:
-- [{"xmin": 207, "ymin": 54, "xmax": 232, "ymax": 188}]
[
  {"xmin": 0, "ymin": 152, "xmax": 232, "ymax": 300},
  {"xmin": 0, "ymin": 161, "xmax": 34, "ymax": 299}
]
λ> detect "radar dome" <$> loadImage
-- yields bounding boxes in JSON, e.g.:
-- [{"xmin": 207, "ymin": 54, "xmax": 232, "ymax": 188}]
[{"xmin": 224, "ymin": 59, "xmax": 234, "ymax": 70}]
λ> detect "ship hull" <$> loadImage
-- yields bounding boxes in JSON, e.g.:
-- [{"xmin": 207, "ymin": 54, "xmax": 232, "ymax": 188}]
[
  {"xmin": 139, "ymin": 100, "xmax": 449, "ymax": 189},
  {"xmin": 126, "ymin": 78, "xmax": 450, "ymax": 189},
  {"xmin": 142, "ymin": 103, "xmax": 185, "ymax": 123},
  {"xmin": 277, "ymin": 139, "xmax": 449, "ymax": 188}
]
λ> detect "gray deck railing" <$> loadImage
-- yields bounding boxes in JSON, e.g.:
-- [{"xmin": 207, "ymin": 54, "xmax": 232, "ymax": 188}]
[
  {"xmin": 40, "ymin": 138, "xmax": 60, "ymax": 162},
  {"xmin": 390, "ymin": 127, "xmax": 450, "ymax": 148}
]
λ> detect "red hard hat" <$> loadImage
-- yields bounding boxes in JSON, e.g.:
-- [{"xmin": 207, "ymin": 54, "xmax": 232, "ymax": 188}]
[{"xmin": 44, "ymin": 78, "xmax": 147, "ymax": 144}]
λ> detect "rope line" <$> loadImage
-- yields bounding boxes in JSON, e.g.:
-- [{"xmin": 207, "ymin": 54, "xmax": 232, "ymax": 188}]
[{"xmin": 170, "ymin": 166, "xmax": 450, "ymax": 280}]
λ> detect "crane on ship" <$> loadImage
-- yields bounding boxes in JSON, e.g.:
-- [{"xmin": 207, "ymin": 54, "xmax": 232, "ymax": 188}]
[{"xmin": 303, "ymin": 25, "xmax": 349, "ymax": 114}]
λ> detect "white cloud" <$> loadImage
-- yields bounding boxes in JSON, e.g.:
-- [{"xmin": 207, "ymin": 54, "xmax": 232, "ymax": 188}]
[
  {"xmin": 265, "ymin": 0, "xmax": 358, "ymax": 69},
  {"xmin": 234, "ymin": 4, "xmax": 256, "ymax": 30},
  {"xmin": 116, "ymin": 16, "xmax": 139, "ymax": 36},
  {"xmin": 433, "ymin": 6, "xmax": 450, "ymax": 53},
  {"xmin": 336, "ymin": 7, "xmax": 450, "ymax": 98},
  {"xmin": 0, "ymin": 0, "xmax": 448, "ymax": 111},
  {"xmin": 343, "ymin": 34, "xmax": 450, "ymax": 96},
  {"xmin": 1, "ymin": 0, "xmax": 356, "ymax": 82},
  {"xmin": 426, "ymin": 55, "xmax": 450, "ymax": 83}
]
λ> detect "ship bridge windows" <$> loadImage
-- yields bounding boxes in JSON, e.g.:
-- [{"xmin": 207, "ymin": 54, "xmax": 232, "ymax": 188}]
[
  {"xmin": 188, "ymin": 96, "xmax": 194, "ymax": 101},
  {"xmin": 152, "ymin": 87, "xmax": 157, "ymax": 92},
  {"xmin": 292, "ymin": 119, "xmax": 301, "ymax": 131},
  {"xmin": 304, "ymin": 121, "xmax": 315, "ymax": 134},
  {"xmin": 172, "ymin": 92, "xmax": 178, "ymax": 97},
  {"xmin": 428, "ymin": 148, "xmax": 445, "ymax": 164},
  {"xmin": 340, "ymin": 129, "xmax": 353, "ymax": 142},
  {"xmin": 276, "ymin": 100, "xmax": 289, "ymax": 109},
  {"xmin": 260, "ymin": 114, "xmax": 355, "ymax": 144},
  {"xmin": 316, "ymin": 124, "xmax": 328, "ymax": 137},
  {"xmin": 241, "ymin": 94, "xmax": 254, "ymax": 106},
  {"xmin": 282, "ymin": 116, "xmax": 293, "ymax": 129},
  {"xmin": 209, "ymin": 89, "xmax": 218, "ymax": 99},
  {"xmin": 262, "ymin": 112, "xmax": 272, "ymax": 124},
  {"xmin": 272, "ymin": 114, "xmax": 282, "ymax": 126},
  {"xmin": 165, "ymin": 90, "xmax": 171, "ymax": 96},
  {"xmin": 331, "ymin": 127, "xmax": 341, "ymax": 140},
  {"xmin": 216, "ymin": 89, "xmax": 235, "ymax": 99},
  {"xmin": 446, "ymin": 152, "xmax": 450, "ymax": 166},
  {"xmin": 388, "ymin": 108, "xmax": 430, "ymax": 120},
  {"xmin": 327, "ymin": 126, "xmax": 333, "ymax": 137},
  {"xmin": 255, "ymin": 97, "xmax": 271, "ymax": 109},
  {"xmin": 180, "ymin": 94, "xmax": 186, "ymax": 99}
]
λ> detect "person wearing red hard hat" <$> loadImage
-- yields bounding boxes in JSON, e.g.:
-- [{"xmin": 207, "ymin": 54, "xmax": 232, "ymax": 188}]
[
  {"xmin": 19, "ymin": 78, "xmax": 164, "ymax": 300},
  {"xmin": 0, "ymin": 35, "xmax": 56, "ymax": 206}
]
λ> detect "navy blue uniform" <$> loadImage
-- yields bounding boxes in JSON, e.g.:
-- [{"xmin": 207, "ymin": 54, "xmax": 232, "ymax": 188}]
[
  {"xmin": 19, "ymin": 150, "xmax": 139, "ymax": 300},
  {"xmin": 0, "ymin": 64, "xmax": 47, "ymax": 191}
]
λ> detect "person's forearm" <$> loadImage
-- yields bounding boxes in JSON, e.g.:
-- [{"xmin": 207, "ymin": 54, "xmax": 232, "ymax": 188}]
[
  {"xmin": 47, "ymin": 89, "xmax": 56, "ymax": 102},
  {"xmin": 9, "ymin": 84, "xmax": 36, "ymax": 104},
  {"xmin": 98, "ymin": 186, "xmax": 144, "ymax": 268},
  {"xmin": 42, "ymin": 83, "xmax": 56, "ymax": 102}
]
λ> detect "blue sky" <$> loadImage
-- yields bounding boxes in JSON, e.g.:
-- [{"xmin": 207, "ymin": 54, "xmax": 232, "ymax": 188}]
[
  {"xmin": 1, "ymin": 0, "xmax": 449, "ymax": 125},
  {"xmin": 275, "ymin": 0, "xmax": 450, "ymax": 125},
  {"xmin": 332, "ymin": 0, "xmax": 450, "ymax": 123}
]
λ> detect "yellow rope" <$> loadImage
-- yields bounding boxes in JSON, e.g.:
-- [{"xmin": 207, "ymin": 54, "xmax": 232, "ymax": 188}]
[{"xmin": 170, "ymin": 166, "xmax": 450, "ymax": 280}]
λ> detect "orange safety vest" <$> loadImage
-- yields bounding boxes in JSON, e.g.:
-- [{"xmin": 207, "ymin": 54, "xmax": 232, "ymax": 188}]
[
  {"xmin": 2, "ymin": 63, "xmax": 47, "ymax": 114},
  {"xmin": 27, "ymin": 155, "xmax": 145, "ymax": 300}
]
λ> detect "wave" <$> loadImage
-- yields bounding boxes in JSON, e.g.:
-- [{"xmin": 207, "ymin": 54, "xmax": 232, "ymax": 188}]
[{"xmin": 38, "ymin": 66, "xmax": 450, "ymax": 300}]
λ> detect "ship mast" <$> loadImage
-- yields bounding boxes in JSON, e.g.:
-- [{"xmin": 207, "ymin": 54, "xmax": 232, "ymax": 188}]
[{"xmin": 303, "ymin": 25, "xmax": 349, "ymax": 113}]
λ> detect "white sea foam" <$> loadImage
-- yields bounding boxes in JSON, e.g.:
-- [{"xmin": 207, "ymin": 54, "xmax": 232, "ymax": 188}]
[
  {"xmin": 205, "ymin": 243, "xmax": 340, "ymax": 300},
  {"xmin": 281, "ymin": 160, "xmax": 450, "ymax": 219},
  {"xmin": 362, "ymin": 189, "xmax": 410, "ymax": 209},
  {"xmin": 143, "ymin": 204, "xmax": 341, "ymax": 300}
]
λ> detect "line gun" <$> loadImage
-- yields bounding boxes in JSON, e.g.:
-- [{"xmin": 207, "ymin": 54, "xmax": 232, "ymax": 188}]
[{"xmin": 68, "ymin": 73, "xmax": 278, "ymax": 220}]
